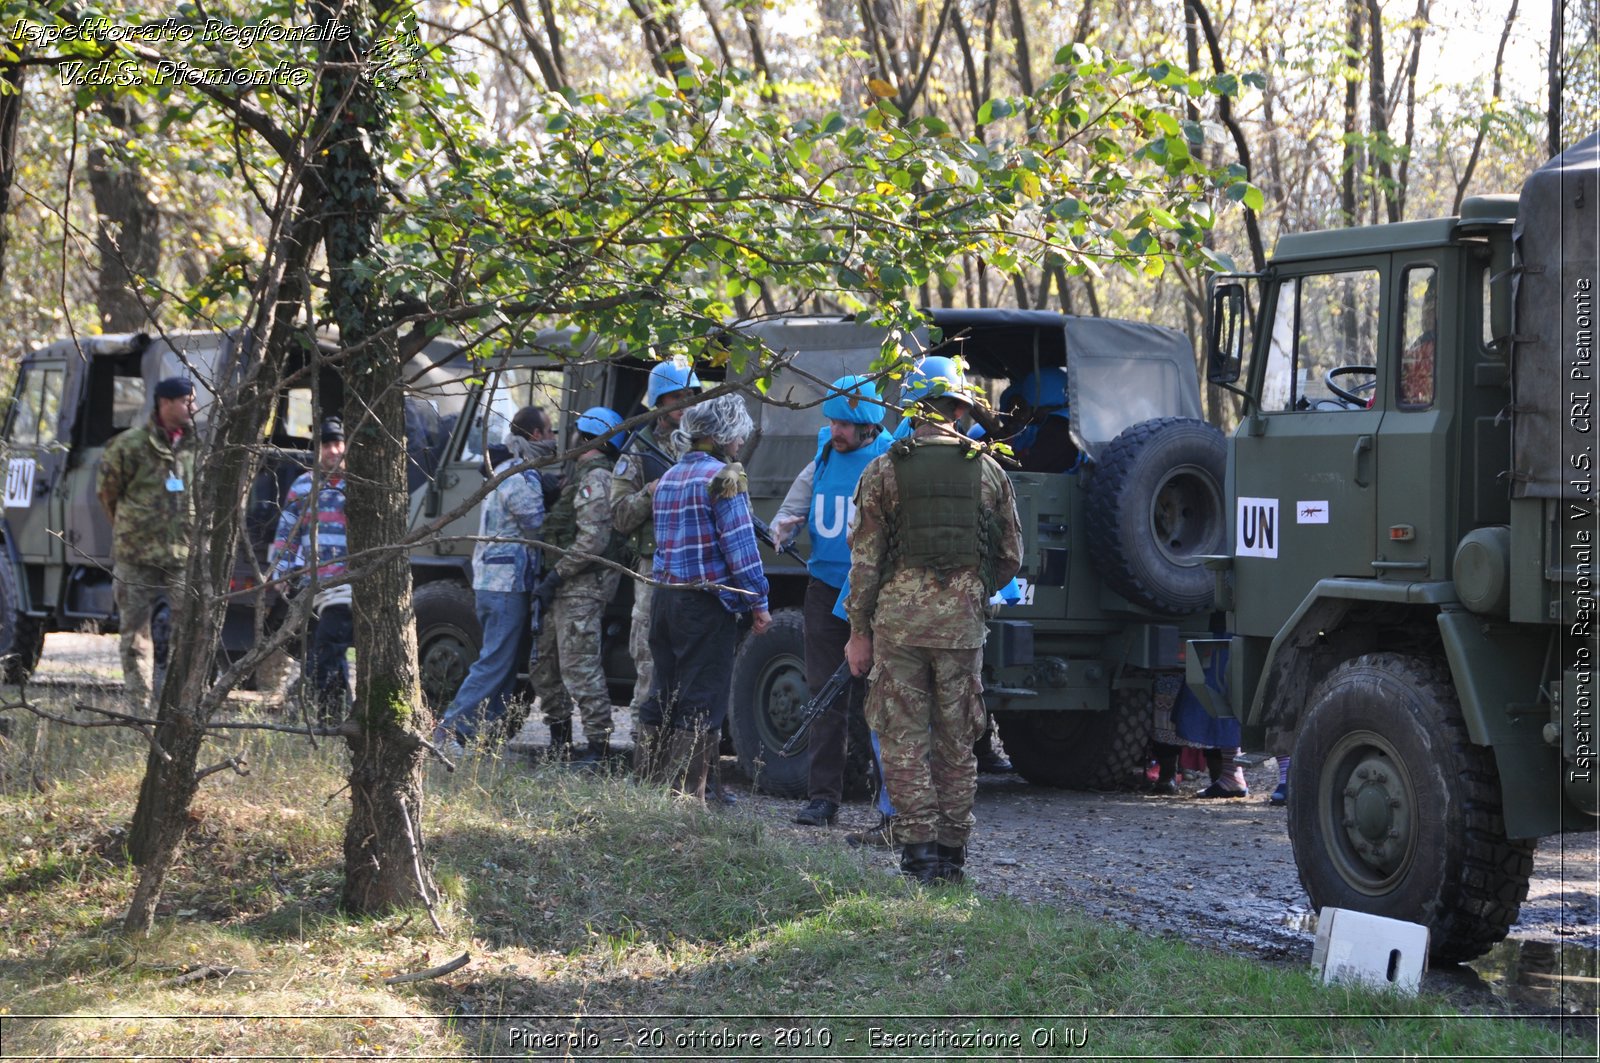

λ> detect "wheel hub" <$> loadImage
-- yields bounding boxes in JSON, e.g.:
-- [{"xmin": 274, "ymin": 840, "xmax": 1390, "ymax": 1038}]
[
  {"xmin": 761, "ymin": 660, "xmax": 809, "ymax": 737},
  {"xmin": 1341, "ymin": 753, "xmax": 1410, "ymax": 873}
]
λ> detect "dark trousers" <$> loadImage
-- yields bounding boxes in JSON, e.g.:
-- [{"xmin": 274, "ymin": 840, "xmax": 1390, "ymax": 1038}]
[
  {"xmin": 803, "ymin": 577, "xmax": 862, "ymax": 804},
  {"xmin": 639, "ymin": 587, "xmax": 737, "ymax": 733},
  {"xmin": 310, "ymin": 603, "xmax": 353, "ymax": 723}
]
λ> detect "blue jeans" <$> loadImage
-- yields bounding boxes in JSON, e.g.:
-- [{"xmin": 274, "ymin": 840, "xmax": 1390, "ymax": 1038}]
[{"xmin": 438, "ymin": 589, "xmax": 528, "ymax": 743}]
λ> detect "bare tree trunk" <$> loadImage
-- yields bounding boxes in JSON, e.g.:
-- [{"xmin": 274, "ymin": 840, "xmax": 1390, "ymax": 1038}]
[
  {"xmin": 1187, "ymin": 0, "xmax": 1267, "ymax": 271},
  {"xmin": 1396, "ymin": 0, "xmax": 1431, "ymax": 218},
  {"xmin": 1550, "ymin": 0, "xmax": 1566, "ymax": 158},
  {"xmin": 0, "ymin": 58, "xmax": 21, "ymax": 292},
  {"xmin": 88, "ymin": 98, "xmax": 162, "ymax": 332},
  {"xmin": 1365, "ymin": 0, "xmax": 1400, "ymax": 223},
  {"xmin": 314, "ymin": 0, "xmax": 433, "ymax": 915},
  {"xmin": 1452, "ymin": 0, "xmax": 1518, "ymax": 213},
  {"xmin": 1341, "ymin": 0, "xmax": 1366, "ymax": 224},
  {"xmin": 507, "ymin": 0, "xmax": 567, "ymax": 91}
]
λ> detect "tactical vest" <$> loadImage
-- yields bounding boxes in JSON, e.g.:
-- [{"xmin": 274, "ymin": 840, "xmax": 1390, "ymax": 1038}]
[
  {"xmin": 808, "ymin": 432, "xmax": 890, "ymax": 588},
  {"xmin": 543, "ymin": 453, "xmax": 611, "ymax": 550},
  {"xmin": 887, "ymin": 437, "xmax": 986, "ymax": 579}
]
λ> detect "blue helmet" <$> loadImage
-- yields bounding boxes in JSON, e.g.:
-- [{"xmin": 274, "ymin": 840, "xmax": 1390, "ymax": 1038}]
[
  {"xmin": 646, "ymin": 356, "xmax": 702, "ymax": 407},
  {"xmin": 576, "ymin": 406, "xmax": 625, "ymax": 450},
  {"xmin": 1018, "ymin": 367, "xmax": 1070, "ymax": 420},
  {"xmin": 901, "ymin": 355, "xmax": 979, "ymax": 408},
  {"xmin": 821, "ymin": 374, "xmax": 885, "ymax": 424}
]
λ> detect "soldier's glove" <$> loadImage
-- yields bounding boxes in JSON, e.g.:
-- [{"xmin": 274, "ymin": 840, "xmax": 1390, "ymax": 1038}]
[{"xmin": 533, "ymin": 571, "xmax": 563, "ymax": 612}]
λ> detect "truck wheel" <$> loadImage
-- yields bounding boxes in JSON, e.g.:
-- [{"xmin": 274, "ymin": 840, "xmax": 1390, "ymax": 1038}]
[
  {"xmin": 1085, "ymin": 417, "xmax": 1226, "ymax": 615},
  {"xmin": 1289, "ymin": 653, "xmax": 1534, "ymax": 964},
  {"xmin": 728, "ymin": 608, "xmax": 810, "ymax": 797},
  {"xmin": 993, "ymin": 689, "xmax": 1153, "ymax": 790},
  {"xmin": 413, "ymin": 581, "xmax": 481, "ymax": 711},
  {"xmin": 0, "ymin": 559, "xmax": 43, "ymax": 685}
]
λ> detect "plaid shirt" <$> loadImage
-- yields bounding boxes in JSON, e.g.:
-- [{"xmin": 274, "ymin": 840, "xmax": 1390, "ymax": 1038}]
[{"xmin": 652, "ymin": 451, "xmax": 769, "ymax": 614}]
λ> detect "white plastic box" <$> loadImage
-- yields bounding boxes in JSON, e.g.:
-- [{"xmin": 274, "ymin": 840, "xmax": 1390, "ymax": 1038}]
[{"xmin": 1310, "ymin": 907, "xmax": 1429, "ymax": 995}]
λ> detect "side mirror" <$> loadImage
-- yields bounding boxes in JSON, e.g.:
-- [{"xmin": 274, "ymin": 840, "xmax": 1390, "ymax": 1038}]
[{"xmin": 1207, "ymin": 281, "xmax": 1248, "ymax": 385}]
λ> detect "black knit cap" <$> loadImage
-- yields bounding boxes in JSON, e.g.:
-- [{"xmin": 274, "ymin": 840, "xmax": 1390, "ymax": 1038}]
[
  {"xmin": 318, "ymin": 417, "xmax": 345, "ymax": 443},
  {"xmin": 154, "ymin": 376, "xmax": 194, "ymax": 401}
]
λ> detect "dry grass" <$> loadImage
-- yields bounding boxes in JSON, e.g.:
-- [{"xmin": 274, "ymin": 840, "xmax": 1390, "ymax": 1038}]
[{"xmin": 0, "ymin": 705, "xmax": 1580, "ymax": 1061}]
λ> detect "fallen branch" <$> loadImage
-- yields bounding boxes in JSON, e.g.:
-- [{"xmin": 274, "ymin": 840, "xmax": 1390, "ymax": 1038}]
[
  {"xmin": 398, "ymin": 794, "xmax": 444, "ymax": 934},
  {"xmin": 194, "ymin": 754, "xmax": 250, "ymax": 783},
  {"xmin": 382, "ymin": 951, "xmax": 469, "ymax": 985},
  {"xmin": 156, "ymin": 964, "xmax": 266, "ymax": 987}
]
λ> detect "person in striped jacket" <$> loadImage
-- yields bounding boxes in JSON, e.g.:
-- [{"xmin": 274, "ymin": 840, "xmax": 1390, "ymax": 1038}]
[{"xmin": 269, "ymin": 418, "xmax": 351, "ymax": 724}]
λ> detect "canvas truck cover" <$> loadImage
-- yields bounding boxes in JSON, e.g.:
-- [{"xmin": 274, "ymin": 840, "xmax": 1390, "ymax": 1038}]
[{"xmin": 1512, "ymin": 132, "xmax": 1600, "ymax": 500}]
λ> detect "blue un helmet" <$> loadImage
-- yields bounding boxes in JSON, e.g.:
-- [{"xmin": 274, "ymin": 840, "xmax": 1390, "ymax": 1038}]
[
  {"xmin": 1017, "ymin": 366, "xmax": 1070, "ymax": 420},
  {"xmin": 575, "ymin": 406, "xmax": 625, "ymax": 450},
  {"xmin": 821, "ymin": 374, "xmax": 885, "ymax": 425},
  {"xmin": 646, "ymin": 356, "xmax": 702, "ymax": 407},
  {"xmin": 900, "ymin": 355, "xmax": 979, "ymax": 408}
]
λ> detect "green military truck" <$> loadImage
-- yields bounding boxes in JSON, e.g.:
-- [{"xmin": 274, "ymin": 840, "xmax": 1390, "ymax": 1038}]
[
  {"xmin": 1199, "ymin": 135, "xmax": 1600, "ymax": 961},
  {"xmin": 0, "ymin": 329, "xmax": 467, "ymax": 685},
  {"xmin": 413, "ymin": 310, "xmax": 1228, "ymax": 796}
]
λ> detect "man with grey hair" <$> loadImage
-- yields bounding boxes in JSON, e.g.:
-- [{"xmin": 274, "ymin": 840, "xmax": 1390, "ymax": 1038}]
[{"xmin": 637, "ymin": 393, "xmax": 771, "ymax": 798}]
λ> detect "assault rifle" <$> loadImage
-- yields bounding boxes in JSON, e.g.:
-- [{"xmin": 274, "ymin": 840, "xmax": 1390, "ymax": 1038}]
[
  {"xmin": 624, "ymin": 427, "xmax": 806, "ymax": 564},
  {"xmin": 777, "ymin": 660, "xmax": 854, "ymax": 757}
]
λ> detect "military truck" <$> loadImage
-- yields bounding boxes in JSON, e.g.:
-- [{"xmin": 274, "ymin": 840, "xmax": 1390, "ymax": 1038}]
[
  {"xmin": 413, "ymin": 311, "xmax": 1228, "ymax": 796},
  {"xmin": 1199, "ymin": 135, "xmax": 1600, "ymax": 962},
  {"xmin": 0, "ymin": 329, "xmax": 467, "ymax": 685}
]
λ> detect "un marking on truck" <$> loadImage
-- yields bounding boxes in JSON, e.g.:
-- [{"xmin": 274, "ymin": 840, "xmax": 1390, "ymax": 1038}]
[
  {"xmin": 4, "ymin": 458, "xmax": 35, "ymax": 509},
  {"xmin": 1236, "ymin": 496, "xmax": 1278, "ymax": 558}
]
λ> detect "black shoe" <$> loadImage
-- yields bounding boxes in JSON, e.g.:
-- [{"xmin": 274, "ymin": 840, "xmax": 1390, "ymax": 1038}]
[
  {"xmin": 935, "ymin": 843, "xmax": 966, "ymax": 884},
  {"xmin": 976, "ymin": 750, "xmax": 1015, "ymax": 774},
  {"xmin": 846, "ymin": 814, "xmax": 895, "ymax": 849},
  {"xmin": 899, "ymin": 841, "xmax": 941, "ymax": 884},
  {"xmin": 794, "ymin": 798, "xmax": 839, "ymax": 826},
  {"xmin": 569, "ymin": 739, "xmax": 610, "ymax": 769},
  {"xmin": 540, "ymin": 719, "xmax": 573, "ymax": 761},
  {"xmin": 1195, "ymin": 781, "xmax": 1248, "ymax": 799}
]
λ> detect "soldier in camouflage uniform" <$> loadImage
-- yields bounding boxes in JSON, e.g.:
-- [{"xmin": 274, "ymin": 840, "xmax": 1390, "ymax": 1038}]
[
  {"xmin": 531, "ymin": 407, "xmax": 625, "ymax": 766},
  {"xmin": 96, "ymin": 376, "xmax": 198, "ymax": 710},
  {"xmin": 843, "ymin": 356, "xmax": 1022, "ymax": 884},
  {"xmin": 611, "ymin": 358, "xmax": 700, "ymax": 762}
]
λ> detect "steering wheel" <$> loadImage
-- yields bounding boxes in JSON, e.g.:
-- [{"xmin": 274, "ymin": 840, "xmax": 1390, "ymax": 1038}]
[{"xmin": 1323, "ymin": 365, "xmax": 1378, "ymax": 407}]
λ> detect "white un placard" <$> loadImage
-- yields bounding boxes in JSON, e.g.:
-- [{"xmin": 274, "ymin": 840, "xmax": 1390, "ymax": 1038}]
[
  {"xmin": 1236, "ymin": 496, "xmax": 1279, "ymax": 558},
  {"xmin": 4, "ymin": 458, "xmax": 36, "ymax": 508}
]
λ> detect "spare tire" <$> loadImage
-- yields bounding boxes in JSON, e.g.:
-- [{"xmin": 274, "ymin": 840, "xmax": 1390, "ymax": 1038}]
[{"xmin": 1085, "ymin": 416, "xmax": 1226, "ymax": 615}]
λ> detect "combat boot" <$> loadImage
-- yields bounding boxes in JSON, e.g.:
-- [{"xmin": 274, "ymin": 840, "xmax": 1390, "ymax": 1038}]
[
  {"xmin": 535, "ymin": 718, "xmax": 572, "ymax": 763},
  {"xmin": 935, "ymin": 843, "xmax": 966, "ymax": 884},
  {"xmin": 570, "ymin": 737, "xmax": 611, "ymax": 770},
  {"xmin": 899, "ymin": 842, "xmax": 941, "ymax": 884}
]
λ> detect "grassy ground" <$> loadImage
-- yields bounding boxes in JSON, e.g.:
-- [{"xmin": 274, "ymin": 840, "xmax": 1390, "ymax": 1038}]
[{"xmin": 0, "ymin": 705, "xmax": 1582, "ymax": 1061}]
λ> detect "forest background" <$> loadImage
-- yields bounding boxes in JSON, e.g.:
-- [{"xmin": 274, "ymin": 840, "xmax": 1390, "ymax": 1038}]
[{"xmin": 1, "ymin": 0, "xmax": 1592, "ymax": 372}]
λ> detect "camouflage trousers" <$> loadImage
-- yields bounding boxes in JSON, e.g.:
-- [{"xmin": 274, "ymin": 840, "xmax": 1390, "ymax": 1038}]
[
  {"xmin": 627, "ymin": 560, "xmax": 655, "ymax": 716},
  {"xmin": 531, "ymin": 587, "xmax": 615, "ymax": 744},
  {"xmin": 114, "ymin": 560, "xmax": 183, "ymax": 710},
  {"xmin": 863, "ymin": 642, "xmax": 985, "ymax": 847}
]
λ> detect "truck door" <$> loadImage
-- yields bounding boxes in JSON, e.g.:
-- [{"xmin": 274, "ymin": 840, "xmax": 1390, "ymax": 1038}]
[
  {"xmin": 1232, "ymin": 265, "xmax": 1385, "ymax": 638},
  {"xmin": 1372, "ymin": 258, "xmax": 1449, "ymax": 580},
  {"xmin": 416, "ymin": 358, "xmax": 567, "ymax": 567},
  {"xmin": 2, "ymin": 355, "xmax": 70, "ymax": 599}
]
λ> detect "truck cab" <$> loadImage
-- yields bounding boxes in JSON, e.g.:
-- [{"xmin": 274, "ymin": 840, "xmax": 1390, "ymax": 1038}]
[{"xmin": 1201, "ymin": 136, "xmax": 1600, "ymax": 961}]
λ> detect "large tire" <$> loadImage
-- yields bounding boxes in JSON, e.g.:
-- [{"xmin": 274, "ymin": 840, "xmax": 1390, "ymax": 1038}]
[
  {"xmin": 993, "ymin": 687, "xmax": 1153, "ymax": 790},
  {"xmin": 412, "ymin": 580, "xmax": 481, "ymax": 711},
  {"xmin": 1288, "ymin": 653, "xmax": 1534, "ymax": 964},
  {"xmin": 0, "ymin": 558, "xmax": 44, "ymax": 685},
  {"xmin": 1085, "ymin": 417, "xmax": 1226, "ymax": 615},
  {"xmin": 728, "ymin": 608, "xmax": 811, "ymax": 796}
]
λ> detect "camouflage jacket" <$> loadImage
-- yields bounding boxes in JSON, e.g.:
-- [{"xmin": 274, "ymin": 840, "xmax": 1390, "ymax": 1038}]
[
  {"xmin": 610, "ymin": 424, "xmax": 679, "ymax": 562},
  {"xmin": 552, "ymin": 456, "xmax": 617, "ymax": 598},
  {"xmin": 844, "ymin": 423, "xmax": 1022, "ymax": 649},
  {"xmin": 96, "ymin": 417, "xmax": 197, "ymax": 570}
]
